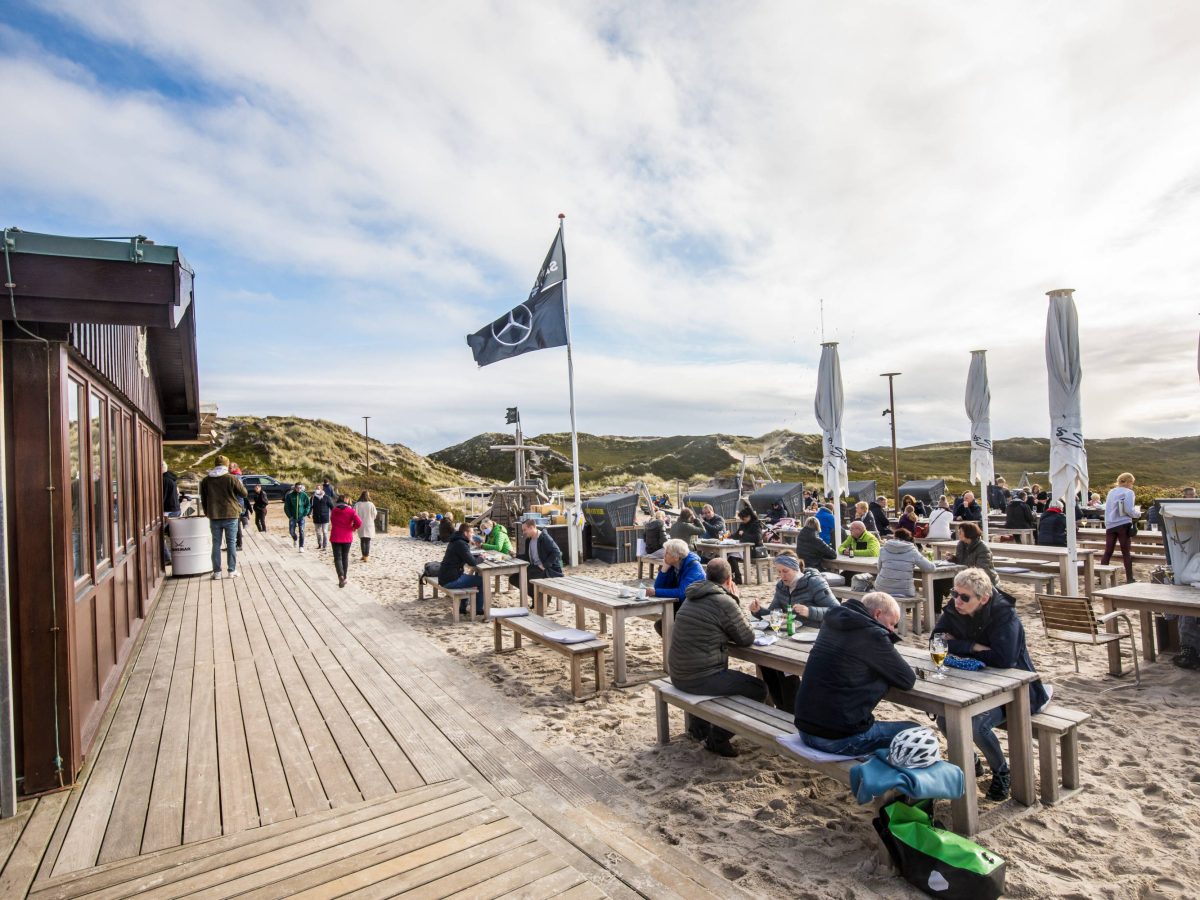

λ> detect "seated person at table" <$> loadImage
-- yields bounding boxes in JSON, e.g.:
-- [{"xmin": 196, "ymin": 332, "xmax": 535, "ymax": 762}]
[
  {"xmin": 667, "ymin": 557, "xmax": 764, "ymax": 758},
  {"xmin": 902, "ymin": 493, "xmax": 929, "ymax": 518},
  {"xmin": 934, "ymin": 568, "xmax": 1050, "ymax": 801},
  {"xmin": 926, "ymin": 499, "xmax": 954, "ymax": 541},
  {"xmin": 815, "ymin": 502, "xmax": 836, "ymax": 545},
  {"xmin": 509, "ymin": 519, "xmax": 563, "ymax": 602},
  {"xmin": 838, "ymin": 520, "xmax": 881, "ymax": 583},
  {"xmin": 897, "ymin": 504, "xmax": 920, "ymax": 536},
  {"xmin": 765, "ymin": 500, "xmax": 787, "ymax": 524},
  {"xmin": 728, "ymin": 507, "xmax": 765, "ymax": 584},
  {"xmin": 1183, "ymin": 486, "xmax": 1197, "ymax": 499},
  {"xmin": 954, "ymin": 491, "xmax": 982, "ymax": 522},
  {"xmin": 853, "ymin": 501, "xmax": 879, "ymax": 535},
  {"xmin": 669, "ymin": 508, "xmax": 705, "ymax": 550},
  {"xmin": 1032, "ymin": 485, "xmax": 1048, "ymax": 513},
  {"xmin": 869, "ymin": 496, "xmax": 893, "ymax": 536},
  {"xmin": 439, "ymin": 523, "xmax": 485, "ymax": 616},
  {"xmin": 796, "ymin": 516, "xmax": 837, "ymax": 570},
  {"xmin": 1036, "ymin": 502, "xmax": 1068, "ymax": 547},
  {"xmin": 936, "ymin": 522, "xmax": 997, "ymax": 613},
  {"xmin": 476, "ymin": 517, "xmax": 513, "ymax": 555},
  {"xmin": 644, "ymin": 510, "xmax": 667, "ymax": 558},
  {"xmin": 1005, "ymin": 491, "xmax": 1036, "ymax": 532},
  {"xmin": 647, "ymin": 539, "xmax": 705, "ymax": 633},
  {"xmin": 875, "ymin": 528, "xmax": 936, "ymax": 599},
  {"xmin": 794, "ymin": 592, "xmax": 918, "ymax": 754},
  {"xmin": 700, "ymin": 504, "xmax": 726, "ymax": 540},
  {"xmin": 749, "ymin": 553, "xmax": 840, "ymax": 708}
]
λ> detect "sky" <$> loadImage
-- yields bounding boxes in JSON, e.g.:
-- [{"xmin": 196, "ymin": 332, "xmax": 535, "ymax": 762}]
[{"xmin": 2, "ymin": 1, "xmax": 1198, "ymax": 455}]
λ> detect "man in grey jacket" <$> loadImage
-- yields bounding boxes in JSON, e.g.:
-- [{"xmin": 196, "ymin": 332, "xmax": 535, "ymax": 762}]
[{"xmin": 667, "ymin": 557, "xmax": 764, "ymax": 757}]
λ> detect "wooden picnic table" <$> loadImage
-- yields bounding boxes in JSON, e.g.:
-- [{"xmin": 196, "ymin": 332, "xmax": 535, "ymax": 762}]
[
  {"xmin": 695, "ymin": 539, "xmax": 763, "ymax": 582},
  {"xmin": 1093, "ymin": 582, "xmax": 1200, "ymax": 674},
  {"xmin": 829, "ymin": 555, "xmax": 961, "ymax": 633},
  {"xmin": 1078, "ymin": 527, "xmax": 1163, "ymax": 545},
  {"xmin": 987, "ymin": 526, "xmax": 1036, "ymax": 544},
  {"xmin": 728, "ymin": 635, "xmax": 1038, "ymax": 836},
  {"xmin": 470, "ymin": 555, "xmax": 529, "ymax": 615},
  {"xmin": 929, "ymin": 540, "xmax": 1096, "ymax": 598},
  {"xmin": 533, "ymin": 574, "xmax": 676, "ymax": 687}
]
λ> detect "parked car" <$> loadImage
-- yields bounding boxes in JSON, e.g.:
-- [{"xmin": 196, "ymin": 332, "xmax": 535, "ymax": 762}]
[{"xmin": 239, "ymin": 474, "xmax": 293, "ymax": 499}]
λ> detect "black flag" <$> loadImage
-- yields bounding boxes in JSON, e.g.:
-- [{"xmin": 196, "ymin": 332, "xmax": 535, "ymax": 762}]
[
  {"xmin": 505, "ymin": 407, "xmax": 519, "ymax": 424},
  {"xmin": 467, "ymin": 231, "xmax": 568, "ymax": 367}
]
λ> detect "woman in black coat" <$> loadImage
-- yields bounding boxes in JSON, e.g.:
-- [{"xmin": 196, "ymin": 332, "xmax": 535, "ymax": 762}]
[
  {"xmin": 728, "ymin": 508, "xmax": 764, "ymax": 584},
  {"xmin": 795, "ymin": 516, "xmax": 837, "ymax": 571}
]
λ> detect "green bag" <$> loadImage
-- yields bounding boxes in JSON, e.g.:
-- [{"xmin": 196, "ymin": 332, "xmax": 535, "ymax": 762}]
[{"xmin": 873, "ymin": 801, "xmax": 1005, "ymax": 899}]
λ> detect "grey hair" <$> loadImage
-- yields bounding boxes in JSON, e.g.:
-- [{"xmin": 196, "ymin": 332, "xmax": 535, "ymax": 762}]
[
  {"xmin": 849, "ymin": 520, "xmax": 866, "ymax": 534},
  {"xmin": 954, "ymin": 567, "xmax": 994, "ymax": 599},
  {"xmin": 662, "ymin": 538, "xmax": 690, "ymax": 559},
  {"xmin": 861, "ymin": 591, "xmax": 901, "ymax": 619},
  {"xmin": 803, "ymin": 516, "xmax": 820, "ymax": 531}
]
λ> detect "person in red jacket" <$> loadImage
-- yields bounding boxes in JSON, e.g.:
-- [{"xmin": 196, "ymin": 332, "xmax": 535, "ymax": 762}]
[{"xmin": 329, "ymin": 494, "xmax": 363, "ymax": 588}]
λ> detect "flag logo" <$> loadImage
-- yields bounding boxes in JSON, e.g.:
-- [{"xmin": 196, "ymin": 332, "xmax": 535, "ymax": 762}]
[{"xmin": 491, "ymin": 304, "xmax": 535, "ymax": 346}]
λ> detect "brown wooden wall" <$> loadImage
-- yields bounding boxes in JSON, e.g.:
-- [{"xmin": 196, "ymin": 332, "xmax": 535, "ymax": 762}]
[
  {"xmin": 3, "ymin": 328, "xmax": 165, "ymax": 794},
  {"xmin": 69, "ymin": 323, "xmax": 162, "ymax": 431}
]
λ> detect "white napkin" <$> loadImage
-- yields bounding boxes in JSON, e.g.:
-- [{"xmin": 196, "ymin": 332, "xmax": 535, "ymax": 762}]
[
  {"xmin": 544, "ymin": 628, "xmax": 597, "ymax": 644},
  {"xmin": 753, "ymin": 633, "xmax": 778, "ymax": 646}
]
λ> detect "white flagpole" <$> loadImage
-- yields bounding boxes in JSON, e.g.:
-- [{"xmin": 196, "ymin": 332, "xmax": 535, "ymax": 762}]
[{"xmin": 559, "ymin": 213, "xmax": 583, "ymax": 567}]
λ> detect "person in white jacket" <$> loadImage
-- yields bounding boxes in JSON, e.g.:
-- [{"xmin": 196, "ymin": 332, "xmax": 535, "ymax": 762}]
[
  {"xmin": 925, "ymin": 500, "xmax": 954, "ymax": 541},
  {"xmin": 1101, "ymin": 473, "xmax": 1137, "ymax": 583},
  {"xmin": 874, "ymin": 530, "xmax": 937, "ymax": 598},
  {"xmin": 354, "ymin": 491, "xmax": 378, "ymax": 562}
]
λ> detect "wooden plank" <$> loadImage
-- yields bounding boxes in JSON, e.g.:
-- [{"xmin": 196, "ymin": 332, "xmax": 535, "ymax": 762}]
[
  {"xmin": 86, "ymin": 584, "xmax": 187, "ymax": 868},
  {"xmin": 0, "ymin": 792, "xmax": 69, "ymax": 898},
  {"xmin": 221, "ymin": 577, "xmax": 255, "ymax": 661},
  {"xmin": 182, "ymin": 659, "xmax": 221, "ymax": 844},
  {"xmin": 30, "ymin": 784, "xmax": 471, "ymax": 900},
  {"xmin": 391, "ymin": 839, "xmax": 549, "ymax": 899},
  {"xmin": 0, "ymin": 797, "xmax": 36, "ymax": 874},
  {"xmin": 252, "ymin": 655, "xmax": 329, "ymax": 818},
  {"xmin": 234, "ymin": 656, "xmax": 297, "ymax": 825},
  {"xmin": 140, "ymin": 640, "xmax": 195, "ymax": 852},
  {"xmin": 447, "ymin": 852, "xmax": 574, "ymax": 899},
  {"xmin": 209, "ymin": 574, "xmax": 258, "ymax": 836}
]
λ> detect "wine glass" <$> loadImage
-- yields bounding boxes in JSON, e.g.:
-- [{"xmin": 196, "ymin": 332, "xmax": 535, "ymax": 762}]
[
  {"xmin": 769, "ymin": 609, "xmax": 783, "ymax": 632},
  {"xmin": 929, "ymin": 632, "xmax": 949, "ymax": 680}
]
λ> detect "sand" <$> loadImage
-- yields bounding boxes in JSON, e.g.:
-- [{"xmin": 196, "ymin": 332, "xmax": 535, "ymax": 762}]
[{"xmin": 305, "ymin": 520, "xmax": 1200, "ymax": 899}]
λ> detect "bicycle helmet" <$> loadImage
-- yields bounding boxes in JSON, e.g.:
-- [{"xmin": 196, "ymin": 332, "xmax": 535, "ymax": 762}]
[{"xmin": 887, "ymin": 727, "xmax": 942, "ymax": 769}]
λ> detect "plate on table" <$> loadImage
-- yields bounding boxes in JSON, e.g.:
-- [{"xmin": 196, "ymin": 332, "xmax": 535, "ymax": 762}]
[
  {"xmin": 751, "ymin": 620, "xmax": 770, "ymax": 630},
  {"xmin": 790, "ymin": 631, "xmax": 818, "ymax": 643}
]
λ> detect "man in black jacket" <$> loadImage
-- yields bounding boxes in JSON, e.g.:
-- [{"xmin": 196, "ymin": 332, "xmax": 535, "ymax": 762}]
[
  {"xmin": 868, "ymin": 496, "xmax": 892, "ymax": 536},
  {"xmin": 1037, "ymin": 503, "xmax": 1067, "ymax": 547},
  {"xmin": 510, "ymin": 519, "xmax": 564, "ymax": 603},
  {"xmin": 700, "ymin": 505, "xmax": 725, "ymax": 540},
  {"xmin": 954, "ymin": 491, "xmax": 983, "ymax": 522},
  {"xmin": 794, "ymin": 592, "xmax": 918, "ymax": 755},
  {"xmin": 162, "ymin": 462, "xmax": 180, "ymax": 515},
  {"xmin": 439, "ymin": 523, "xmax": 485, "ymax": 616},
  {"xmin": 1005, "ymin": 491, "xmax": 1036, "ymax": 532}
]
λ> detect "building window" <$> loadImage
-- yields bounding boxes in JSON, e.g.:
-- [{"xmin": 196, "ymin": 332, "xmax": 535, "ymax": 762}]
[
  {"xmin": 90, "ymin": 391, "xmax": 108, "ymax": 566},
  {"xmin": 68, "ymin": 379, "xmax": 85, "ymax": 580},
  {"xmin": 110, "ymin": 406, "xmax": 123, "ymax": 551}
]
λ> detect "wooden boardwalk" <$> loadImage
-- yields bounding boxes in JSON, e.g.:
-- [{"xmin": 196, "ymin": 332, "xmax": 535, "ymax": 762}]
[{"xmin": 0, "ymin": 531, "xmax": 747, "ymax": 899}]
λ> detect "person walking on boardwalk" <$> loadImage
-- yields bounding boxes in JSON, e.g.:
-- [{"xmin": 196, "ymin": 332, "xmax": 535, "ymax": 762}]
[
  {"xmin": 199, "ymin": 454, "xmax": 248, "ymax": 580},
  {"xmin": 311, "ymin": 485, "xmax": 334, "ymax": 551},
  {"xmin": 330, "ymin": 494, "xmax": 363, "ymax": 588},
  {"xmin": 283, "ymin": 483, "xmax": 312, "ymax": 551},
  {"xmin": 354, "ymin": 491, "xmax": 378, "ymax": 561},
  {"xmin": 252, "ymin": 484, "xmax": 269, "ymax": 532}
]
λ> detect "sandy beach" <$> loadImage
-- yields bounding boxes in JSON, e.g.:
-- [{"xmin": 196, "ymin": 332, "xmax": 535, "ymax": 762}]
[{"xmin": 289, "ymin": 517, "xmax": 1200, "ymax": 899}]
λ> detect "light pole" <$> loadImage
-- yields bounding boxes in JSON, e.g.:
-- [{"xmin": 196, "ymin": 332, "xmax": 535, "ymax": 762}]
[
  {"xmin": 881, "ymin": 373, "xmax": 901, "ymax": 509},
  {"xmin": 362, "ymin": 416, "xmax": 371, "ymax": 475}
]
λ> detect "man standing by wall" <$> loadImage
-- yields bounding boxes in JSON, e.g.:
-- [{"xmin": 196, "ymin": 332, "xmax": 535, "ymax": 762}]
[{"xmin": 199, "ymin": 455, "xmax": 248, "ymax": 579}]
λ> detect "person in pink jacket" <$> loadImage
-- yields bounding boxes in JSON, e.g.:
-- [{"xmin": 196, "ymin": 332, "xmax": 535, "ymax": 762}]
[{"xmin": 329, "ymin": 494, "xmax": 363, "ymax": 588}]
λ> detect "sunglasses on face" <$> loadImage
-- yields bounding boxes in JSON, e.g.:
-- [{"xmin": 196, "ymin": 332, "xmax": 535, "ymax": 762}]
[{"xmin": 951, "ymin": 590, "xmax": 978, "ymax": 603}]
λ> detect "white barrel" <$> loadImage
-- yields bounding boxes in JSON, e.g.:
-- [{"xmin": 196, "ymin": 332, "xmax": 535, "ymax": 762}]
[{"xmin": 168, "ymin": 516, "xmax": 213, "ymax": 576}]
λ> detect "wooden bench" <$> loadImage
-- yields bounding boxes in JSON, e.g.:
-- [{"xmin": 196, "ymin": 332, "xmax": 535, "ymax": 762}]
[
  {"xmin": 1000, "ymin": 559, "xmax": 1118, "ymax": 590},
  {"xmin": 995, "ymin": 566, "xmax": 1059, "ymax": 595},
  {"xmin": 417, "ymin": 574, "xmax": 480, "ymax": 623},
  {"xmin": 493, "ymin": 613, "xmax": 609, "ymax": 701},
  {"xmin": 830, "ymin": 586, "xmax": 923, "ymax": 636},
  {"xmin": 650, "ymin": 679, "xmax": 862, "ymax": 789},
  {"xmin": 637, "ymin": 554, "xmax": 665, "ymax": 580},
  {"xmin": 999, "ymin": 704, "xmax": 1090, "ymax": 805}
]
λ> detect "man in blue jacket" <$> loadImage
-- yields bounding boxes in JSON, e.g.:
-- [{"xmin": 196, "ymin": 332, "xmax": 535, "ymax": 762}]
[
  {"xmin": 815, "ymin": 502, "xmax": 837, "ymax": 545},
  {"xmin": 933, "ymin": 567, "xmax": 1049, "ymax": 802},
  {"xmin": 648, "ymin": 538, "xmax": 704, "ymax": 634}
]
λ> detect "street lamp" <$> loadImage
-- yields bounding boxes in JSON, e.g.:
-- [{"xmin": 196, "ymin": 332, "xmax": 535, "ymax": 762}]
[
  {"xmin": 363, "ymin": 416, "xmax": 371, "ymax": 475},
  {"xmin": 881, "ymin": 373, "xmax": 901, "ymax": 509}
]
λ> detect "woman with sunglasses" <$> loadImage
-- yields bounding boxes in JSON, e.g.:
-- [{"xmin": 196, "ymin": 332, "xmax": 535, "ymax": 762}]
[{"xmin": 932, "ymin": 568, "xmax": 1050, "ymax": 802}]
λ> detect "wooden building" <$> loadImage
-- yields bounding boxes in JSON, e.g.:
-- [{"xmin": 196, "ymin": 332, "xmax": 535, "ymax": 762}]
[{"xmin": 0, "ymin": 229, "xmax": 199, "ymax": 799}]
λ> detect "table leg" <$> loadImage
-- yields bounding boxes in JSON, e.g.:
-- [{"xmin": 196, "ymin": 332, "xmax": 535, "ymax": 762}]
[
  {"xmin": 480, "ymin": 575, "xmax": 493, "ymax": 620},
  {"xmin": 613, "ymin": 611, "xmax": 629, "ymax": 687},
  {"xmin": 1140, "ymin": 610, "xmax": 1156, "ymax": 662},
  {"xmin": 1084, "ymin": 554, "xmax": 1095, "ymax": 598},
  {"xmin": 1102, "ymin": 598, "xmax": 1124, "ymax": 676},
  {"xmin": 599, "ymin": 613, "xmax": 607, "ymax": 634},
  {"xmin": 944, "ymin": 710, "xmax": 979, "ymax": 835},
  {"xmin": 1007, "ymin": 690, "xmax": 1035, "ymax": 807},
  {"xmin": 534, "ymin": 584, "xmax": 545, "ymax": 617},
  {"xmin": 1060, "ymin": 559, "xmax": 1072, "ymax": 597},
  {"xmin": 575, "ymin": 602, "xmax": 586, "ymax": 630},
  {"xmin": 922, "ymin": 573, "xmax": 935, "ymax": 634},
  {"xmin": 519, "ymin": 566, "xmax": 529, "ymax": 608},
  {"xmin": 660, "ymin": 601, "xmax": 674, "ymax": 673}
]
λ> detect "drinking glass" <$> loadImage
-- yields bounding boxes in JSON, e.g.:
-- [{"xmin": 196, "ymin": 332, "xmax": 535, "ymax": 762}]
[
  {"xmin": 769, "ymin": 610, "xmax": 783, "ymax": 631},
  {"xmin": 929, "ymin": 632, "xmax": 949, "ymax": 680}
]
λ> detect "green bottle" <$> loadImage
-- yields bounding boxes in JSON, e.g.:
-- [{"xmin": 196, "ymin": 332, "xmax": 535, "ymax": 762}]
[{"xmin": 786, "ymin": 608, "xmax": 795, "ymax": 636}]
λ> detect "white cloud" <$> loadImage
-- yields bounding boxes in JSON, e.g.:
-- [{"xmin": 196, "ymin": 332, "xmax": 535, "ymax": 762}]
[{"xmin": 3, "ymin": 2, "xmax": 1198, "ymax": 455}]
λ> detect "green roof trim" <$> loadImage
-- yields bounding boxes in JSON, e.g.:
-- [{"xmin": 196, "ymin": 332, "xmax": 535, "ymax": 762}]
[{"xmin": 4, "ymin": 228, "xmax": 192, "ymax": 273}]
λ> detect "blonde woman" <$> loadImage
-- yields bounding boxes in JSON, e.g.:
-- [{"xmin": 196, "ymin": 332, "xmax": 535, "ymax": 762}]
[
  {"xmin": 1102, "ymin": 473, "xmax": 1137, "ymax": 582},
  {"xmin": 854, "ymin": 500, "xmax": 879, "ymax": 535}
]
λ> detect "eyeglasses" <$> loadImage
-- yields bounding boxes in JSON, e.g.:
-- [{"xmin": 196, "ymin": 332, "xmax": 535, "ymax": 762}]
[{"xmin": 951, "ymin": 590, "xmax": 978, "ymax": 603}]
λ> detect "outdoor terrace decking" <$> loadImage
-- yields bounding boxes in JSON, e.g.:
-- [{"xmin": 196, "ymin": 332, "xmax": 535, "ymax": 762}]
[{"xmin": 0, "ymin": 532, "xmax": 745, "ymax": 899}]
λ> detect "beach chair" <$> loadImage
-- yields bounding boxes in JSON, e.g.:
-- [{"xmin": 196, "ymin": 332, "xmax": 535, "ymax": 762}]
[{"xmin": 1035, "ymin": 594, "xmax": 1140, "ymax": 686}]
